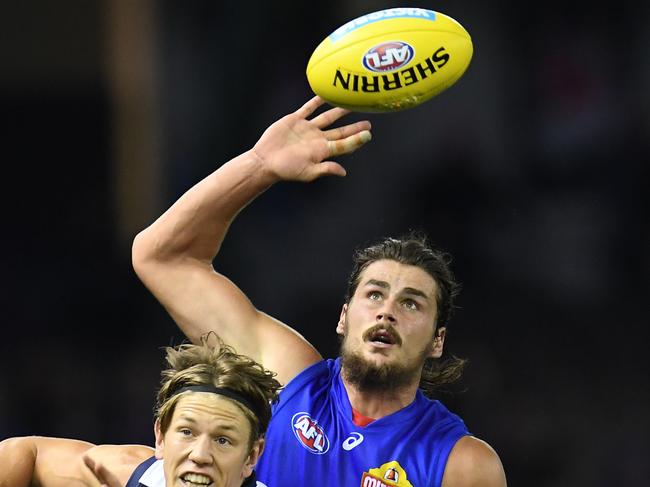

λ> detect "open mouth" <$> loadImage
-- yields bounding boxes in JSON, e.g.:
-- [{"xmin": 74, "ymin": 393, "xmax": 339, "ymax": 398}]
[
  {"xmin": 364, "ymin": 325, "xmax": 401, "ymax": 346},
  {"xmin": 181, "ymin": 473, "xmax": 213, "ymax": 487}
]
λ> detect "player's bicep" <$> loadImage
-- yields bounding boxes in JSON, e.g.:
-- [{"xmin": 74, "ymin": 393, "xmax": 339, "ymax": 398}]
[
  {"xmin": 134, "ymin": 255, "xmax": 259, "ymax": 344},
  {"xmin": 255, "ymin": 311, "xmax": 322, "ymax": 386},
  {"xmin": 135, "ymin": 257, "xmax": 321, "ymax": 383},
  {"xmin": 172, "ymin": 272, "xmax": 323, "ymax": 385},
  {"xmin": 29, "ymin": 437, "xmax": 96, "ymax": 487},
  {"xmin": 161, "ymin": 261, "xmax": 260, "ymax": 342}
]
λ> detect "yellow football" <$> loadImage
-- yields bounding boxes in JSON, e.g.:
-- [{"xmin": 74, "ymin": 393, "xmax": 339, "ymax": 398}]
[{"xmin": 306, "ymin": 7, "xmax": 473, "ymax": 113}]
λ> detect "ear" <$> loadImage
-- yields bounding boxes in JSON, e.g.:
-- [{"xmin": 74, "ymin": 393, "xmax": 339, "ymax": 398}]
[
  {"xmin": 429, "ymin": 326, "xmax": 446, "ymax": 359},
  {"xmin": 154, "ymin": 418, "xmax": 165, "ymax": 459},
  {"xmin": 242, "ymin": 438, "xmax": 265, "ymax": 478},
  {"xmin": 336, "ymin": 304, "xmax": 348, "ymax": 336}
]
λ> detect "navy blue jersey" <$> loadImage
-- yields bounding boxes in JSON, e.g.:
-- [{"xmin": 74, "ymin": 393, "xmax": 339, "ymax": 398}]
[
  {"xmin": 125, "ymin": 457, "xmax": 158, "ymax": 487},
  {"xmin": 255, "ymin": 358, "xmax": 469, "ymax": 486}
]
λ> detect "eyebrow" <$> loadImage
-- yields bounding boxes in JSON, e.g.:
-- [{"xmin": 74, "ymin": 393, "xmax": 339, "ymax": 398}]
[
  {"xmin": 177, "ymin": 415, "xmax": 240, "ymax": 431},
  {"xmin": 178, "ymin": 415, "xmax": 198, "ymax": 424},
  {"xmin": 365, "ymin": 279, "xmax": 389, "ymax": 289},
  {"xmin": 364, "ymin": 279, "xmax": 429, "ymax": 300}
]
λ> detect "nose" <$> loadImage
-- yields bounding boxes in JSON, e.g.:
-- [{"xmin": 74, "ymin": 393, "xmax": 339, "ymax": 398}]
[
  {"xmin": 188, "ymin": 435, "xmax": 213, "ymax": 465},
  {"xmin": 376, "ymin": 299, "xmax": 397, "ymax": 323},
  {"xmin": 376, "ymin": 312, "xmax": 396, "ymax": 323}
]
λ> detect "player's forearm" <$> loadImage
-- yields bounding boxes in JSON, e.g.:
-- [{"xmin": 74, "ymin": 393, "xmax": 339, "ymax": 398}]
[
  {"xmin": 133, "ymin": 149, "xmax": 277, "ymax": 266},
  {"xmin": 0, "ymin": 437, "xmax": 37, "ymax": 487}
]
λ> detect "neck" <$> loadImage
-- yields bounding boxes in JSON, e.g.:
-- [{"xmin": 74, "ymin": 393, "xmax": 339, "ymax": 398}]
[{"xmin": 341, "ymin": 372, "xmax": 419, "ymax": 419}]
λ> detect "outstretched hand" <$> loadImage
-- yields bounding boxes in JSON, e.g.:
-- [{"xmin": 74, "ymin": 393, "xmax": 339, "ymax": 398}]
[
  {"xmin": 83, "ymin": 454, "xmax": 122, "ymax": 487},
  {"xmin": 251, "ymin": 96, "xmax": 372, "ymax": 182}
]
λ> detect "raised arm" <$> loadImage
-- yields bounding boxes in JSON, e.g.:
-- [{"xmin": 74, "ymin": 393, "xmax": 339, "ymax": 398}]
[
  {"xmin": 132, "ymin": 96, "xmax": 371, "ymax": 385},
  {"xmin": 0, "ymin": 436, "xmax": 152, "ymax": 487}
]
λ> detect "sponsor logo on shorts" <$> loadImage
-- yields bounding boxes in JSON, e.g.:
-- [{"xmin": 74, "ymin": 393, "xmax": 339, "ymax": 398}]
[
  {"xmin": 360, "ymin": 461, "xmax": 413, "ymax": 487},
  {"xmin": 363, "ymin": 41, "xmax": 414, "ymax": 72},
  {"xmin": 291, "ymin": 412, "xmax": 330, "ymax": 454}
]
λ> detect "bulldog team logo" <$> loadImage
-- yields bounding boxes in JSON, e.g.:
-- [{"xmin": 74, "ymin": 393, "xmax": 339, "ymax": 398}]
[
  {"xmin": 361, "ymin": 461, "xmax": 413, "ymax": 487},
  {"xmin": 291, "ymin": 412, "xmax": 330, "ymax": 454}
]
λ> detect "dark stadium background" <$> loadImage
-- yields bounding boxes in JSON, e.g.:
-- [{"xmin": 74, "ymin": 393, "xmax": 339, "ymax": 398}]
[{"xmin": 1, "ymin": 1, "xmax": 648, "ymax": 485}]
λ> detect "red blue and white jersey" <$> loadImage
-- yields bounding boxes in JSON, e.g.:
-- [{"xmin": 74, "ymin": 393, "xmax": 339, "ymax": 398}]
[{"xmin": 255, "ymin": 358, "xmax": 470, "ymax": 486}]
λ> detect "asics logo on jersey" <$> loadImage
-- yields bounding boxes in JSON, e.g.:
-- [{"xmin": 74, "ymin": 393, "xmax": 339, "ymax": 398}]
[
  {"xmin": 342, "ymin": 432, "xmax": 364, "ymax": 451},
  {"xmin": 291, "ymin": 412, "xmax": 330, "ymax": 454}
]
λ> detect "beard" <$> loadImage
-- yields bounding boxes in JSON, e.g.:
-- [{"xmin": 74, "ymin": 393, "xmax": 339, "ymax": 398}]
[{"xmin": 339, "ymin": 329, "xmax": 433, "ymax": 393}]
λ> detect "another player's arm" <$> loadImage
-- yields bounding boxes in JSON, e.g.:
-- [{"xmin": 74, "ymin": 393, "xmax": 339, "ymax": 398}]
[
  {"xmin": 0, "ymin": 436, "xmax": 151, "ymax": 487},
  {"xmin": 82, "ymin": 444, "xmax": 155, "ymax": 487},
  {"xmin": 0, "ymin": 436, "xmax": 93, "ymax": 487},
  {"xmin": 442, "ymin": 436, "xmax": 507, "ymax": 487},
  {"xmin": 132, "ymin": 96, "xmax": 371, "ymax": 385}
]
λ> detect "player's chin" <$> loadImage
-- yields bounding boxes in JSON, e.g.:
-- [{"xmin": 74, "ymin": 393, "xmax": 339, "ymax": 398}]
[
  {"xmin": 365, "ymin": 340, "xmax": 399, "ymax": 355},
  {"xmin": 364, "ymin": 347, "xmax": 400, "ymax": 365}
]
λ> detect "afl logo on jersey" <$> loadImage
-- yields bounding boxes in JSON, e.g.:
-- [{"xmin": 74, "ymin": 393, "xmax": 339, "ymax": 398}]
[
  {"xmin": 291, "ymin": 412, "xmax": 330, "ymax": 454},
  {"xmin": 362, "ymin": 41, "xmax": 414, "ymax": 72}
]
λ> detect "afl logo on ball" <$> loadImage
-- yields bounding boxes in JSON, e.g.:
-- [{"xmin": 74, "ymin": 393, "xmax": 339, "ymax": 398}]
[
  {"xmin": 363, "ymin": 41, "xmax": 414, "ymax": 72},
  {"xmin": 291, "ymin": 412, "xmax": 330, "ymax": 454}
]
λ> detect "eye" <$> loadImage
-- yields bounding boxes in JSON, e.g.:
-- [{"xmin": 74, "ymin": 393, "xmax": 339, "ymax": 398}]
[
  {"xmin": 215, "ymin": 437, "xmax": 232, "ymax": 446},
  {"xmin": 402, "ymin": 299, "xmax": 419, "ymax": 310},
  {"xmin": 180, "ymin": 428, "xmax": 193, "ymax": 436},
  {"xmin": 367, "ymin": 290, "xmax": 382, "ymax": 300}
]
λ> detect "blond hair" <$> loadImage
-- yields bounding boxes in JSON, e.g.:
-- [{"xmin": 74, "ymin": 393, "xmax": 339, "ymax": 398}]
[{"xmin": 155, "ymin": 333, "xmax": 281, "ymax": 447}]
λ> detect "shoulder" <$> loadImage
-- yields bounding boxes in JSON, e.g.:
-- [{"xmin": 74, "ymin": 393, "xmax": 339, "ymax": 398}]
[
  {"xmin": 442, "ymin": 436, "xmax": 507, "ymax": 487},
  {"xmin": 280, "ymin": 358, "xmax": 332, "ymax": 391},
  {"xmin": 271, "ymin": 358, "xmax": 333, "ymax": 414}
]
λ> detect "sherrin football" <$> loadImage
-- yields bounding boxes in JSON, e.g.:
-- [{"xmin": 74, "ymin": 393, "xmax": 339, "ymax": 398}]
[{"xmin": 306, "ymin": 7, "xmax": 473, "ymax": 113}]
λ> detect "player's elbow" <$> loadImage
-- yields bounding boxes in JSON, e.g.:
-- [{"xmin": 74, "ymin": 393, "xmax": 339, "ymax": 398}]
[
  {"xmin": 131, "ymin": 229, "xmax": 163, "ymax": 279},
  {"xmin": 0, "ymin": 436, "xmax": 37, "ymax": 457},
  {"xmin": 0, "ymin": 437, "xmax": 37, "ymax": 485},
  {"xmin": 132, "ymin": 229, "xmax": 196, "ymax": 295}
]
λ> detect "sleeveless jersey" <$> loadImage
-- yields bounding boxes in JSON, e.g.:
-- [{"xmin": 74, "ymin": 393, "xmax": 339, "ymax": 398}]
[
  {"xmin": 125, "ymin": 457, "xmax": 160, "ymax": 487},
  {"xmin": 255, "ymin": 358, "xmax": 469, "ymax": 487}
]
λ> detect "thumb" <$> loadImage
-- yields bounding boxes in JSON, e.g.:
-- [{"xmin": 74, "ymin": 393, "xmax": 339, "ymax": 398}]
[{"xmin": 311, "ymin": 161, "xmax": 347, "ymax": 179}]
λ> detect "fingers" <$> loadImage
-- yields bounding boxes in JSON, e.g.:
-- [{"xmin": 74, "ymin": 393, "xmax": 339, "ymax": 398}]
[
  {"xmin": 309, "ymin": 131, "xmax": 370, "ymax": 180},
  {"xmin": 83, "ymin": 454, "xmax": 121, "ymax": 487},
  {"xmin": 327, "ymin": 130, "xmax": 372, "ymax": 157},
  {"xmin": 310, "ymin": 106, "xmax": 351, "ymax": 129},
  {"xmin": 296, "ymin": 95, "xmax": 326, "ymax": 118},
  {"xmin": 296, "ymin": 96, "xmax": 353, "ymax": 129},
  {"xmin": 293, "ymin": 96, "xmax": 372, "ymax": 179},
  {"xmin": 324, "ymin": 120, "xmax": 372, "ymax": 141},
  {"xmin": 83, "ymin": 454, "xmax": 97, "ymax": 473}
]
